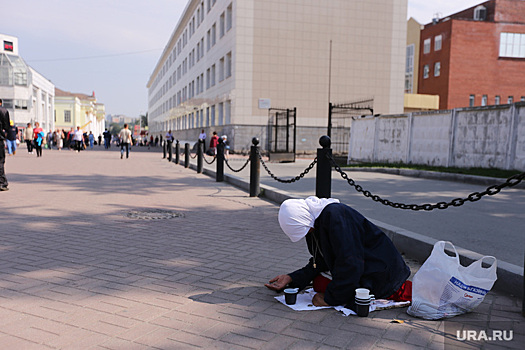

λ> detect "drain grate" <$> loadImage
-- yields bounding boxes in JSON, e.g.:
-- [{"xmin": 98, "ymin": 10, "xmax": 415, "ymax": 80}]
[{"xmin": 125, "ymin": 209, "xmax": 185, "ymax": 220}]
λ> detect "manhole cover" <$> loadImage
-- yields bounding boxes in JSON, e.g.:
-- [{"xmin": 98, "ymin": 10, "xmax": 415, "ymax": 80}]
[{"xmin": 125, "ymin": 209, "xmax": 185, "ymax": 220}]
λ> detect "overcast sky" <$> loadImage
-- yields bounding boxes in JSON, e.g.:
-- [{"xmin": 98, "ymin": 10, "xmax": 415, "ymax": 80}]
[{"xmin": 3, "ymin": 0, "xmax": 483, "ymax": 118}]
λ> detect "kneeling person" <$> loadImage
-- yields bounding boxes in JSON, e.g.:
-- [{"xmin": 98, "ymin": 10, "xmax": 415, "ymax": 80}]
[{"xmin": 265, "ymin": 196, "xmax": 411, "ymax": 311}]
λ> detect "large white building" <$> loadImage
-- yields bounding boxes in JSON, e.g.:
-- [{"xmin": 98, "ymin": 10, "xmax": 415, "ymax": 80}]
[
  {"xmin": 147, "ymin": 0, "xmax": 407, "ymax": 152},
  {"xmin": 0, "ymin": 34, "xmax": 55, "ymax": 133}
]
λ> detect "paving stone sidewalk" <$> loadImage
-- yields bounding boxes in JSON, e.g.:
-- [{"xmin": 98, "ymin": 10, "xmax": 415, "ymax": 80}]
[{"xmin": 0, "ymin": 147, "xmax": 523, "ymax": 349}]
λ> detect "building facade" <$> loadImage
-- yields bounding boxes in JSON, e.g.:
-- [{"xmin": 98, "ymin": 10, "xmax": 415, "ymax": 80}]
[
  {"xmin": 147, "ymin": 0, "xmax": 407, "ymax": 152},
  {"xmin": 0, "ymin": 34, "xmax": 55, "ymax": 132},
  {"xmin": 418, "ymin": 0, "xmax": 525, "ymax": 110},
  {"xmin": 54, "ymin": 88, "xmax": 106, "ymax": 138}
]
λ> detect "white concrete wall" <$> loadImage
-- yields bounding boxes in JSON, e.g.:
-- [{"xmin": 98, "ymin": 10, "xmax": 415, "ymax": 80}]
[{"xmin": 348, "ymin": 102, "xmax": 525, "ymax": 171}]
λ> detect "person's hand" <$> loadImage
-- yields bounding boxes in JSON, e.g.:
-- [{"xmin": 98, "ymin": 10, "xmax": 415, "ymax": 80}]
[
  {"xmin": 312, "ymin": 292, "xmax": 329, "ymax": 307},
  {"xmin": 265, "ymin": 275, "xmax": 292, "ymax": 291}
]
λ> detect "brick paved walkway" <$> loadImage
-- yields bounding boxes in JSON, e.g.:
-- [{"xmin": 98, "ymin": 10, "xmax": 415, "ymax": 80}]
[{"xmin": 0, "ymin": 147, "xmax": 523, "ymax": 349}]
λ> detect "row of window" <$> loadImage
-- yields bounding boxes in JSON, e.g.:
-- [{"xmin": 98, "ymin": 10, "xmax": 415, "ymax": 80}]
[
  {"xmin": 423, "ymin": 32, "xmax": 525, "ymax": 59},
  {"xmin": 149, "ymin": 2, "xmax": 233, "ymax": 110},
  {"xmin": 423, "ymin": 35, "xmax": 442, "ymax": 54},
  {"xmin": 160, "ymin": 100, "xmax": 232, "ymax": 130},
  {"xmin": 0, "ymin": 98, "xmax": 28, "ymax": 109},
  {"xmin": 469, "ymin": 94, "xmax": 525, "ymax": 107},
  {"xmin": 423, "ymin": 62, "xmax": 441, "ymax": 79},
  {"xmin": 149, "ymin": 52, "xmax": 233, "ymax": 120}
]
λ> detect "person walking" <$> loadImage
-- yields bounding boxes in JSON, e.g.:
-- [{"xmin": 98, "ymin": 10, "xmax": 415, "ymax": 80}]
[
  {"xmin": 119, "ymin": 124, "xmax": 132, "ymax": 159},
  {"xmin": 33, "ymin": 122, "xmax": 44, "ymax": 157},
  {"xmin": 98, "ymin": 134, "xmax": 102, "ymax": 147},
  {"xmin": 103, "ymin": 128, "xmax": 111, "ymax": 149},
  {"xmin": 54, "ymin": 129, "xmax": 64, "ymax": 151},
  {"xmin": 24, "ymin": 122, "xmax": 33, "ymax": 154},
  {"xmin": 0, "ymin": 98, "xmax": 10, "ymax": 191},
  {"xmin": 209, "ymin": 131, "xmax": 219, "ymax": 155},
  {"xmin": 88, "ymin": 131, "xmax": 94, "ymax": 149},
  {"xmin": 73, "ymin": 126, "xmax": 84, "ymax": 152},
  {"xmin": 6, "ymin": 120, "xmax": 18, "ymax": 156}
]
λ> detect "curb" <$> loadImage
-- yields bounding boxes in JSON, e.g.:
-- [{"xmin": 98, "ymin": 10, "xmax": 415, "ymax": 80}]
[{"xmin": 185, "ymin": 161, "xmax": 523, "ymax": 298}]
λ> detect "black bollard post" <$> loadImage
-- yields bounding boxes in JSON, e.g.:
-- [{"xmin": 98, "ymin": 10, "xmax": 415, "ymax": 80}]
[
  {"xmin": 197, "ymin": 139, "xmax": 203, "ymax": 174},
  {"xmin": 316, "ymin": 135, "xmax": 332, "ymax": 198},
  {"xmin": 216, "ymin": 138, "xmax": 225, "ymax": 182},
  {"xmin": 250, "ymin": 137, "xmax": 260, "ymax": 197},
  {"xmin": 175, "ymin": 140, "xmax": 180, "ymax": 164},
  {"xmin": 162, "ymin": 140, "xmax": 167, "ymax": 159},
  {"xmin": 168, "ymin": 140, "xmax": 173, "ymax": 162},
  {"xmin": 184, "ymin": 143, "xmax": 190, "ymax": 168}
]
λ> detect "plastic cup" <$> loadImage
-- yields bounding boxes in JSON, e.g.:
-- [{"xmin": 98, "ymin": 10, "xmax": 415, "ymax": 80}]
[
  {"xmin": 284, "ymin": 288, "xmax": 299, "ymax": 305},
  {"xmin": 355, "ymin": 288, "xmax": 370, "ymax": 299},
  {"xmin": 355, "ymin": 299, "xmax": 370, "ymax": 317}
]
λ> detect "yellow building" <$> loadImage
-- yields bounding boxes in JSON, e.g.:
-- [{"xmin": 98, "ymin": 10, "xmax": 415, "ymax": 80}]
[
  {"xmin": 404, "ymin": 17, "xmax": 439, "ymax": 112},
  {"xmin": 54, "ymin": 88, "xmax": 105, "ymax": 138}
]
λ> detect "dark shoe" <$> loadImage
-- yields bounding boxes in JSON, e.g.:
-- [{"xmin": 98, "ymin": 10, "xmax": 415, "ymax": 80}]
[{"xmin": 0, "ymin": 186, "xmax": 8, "ymax": 191}]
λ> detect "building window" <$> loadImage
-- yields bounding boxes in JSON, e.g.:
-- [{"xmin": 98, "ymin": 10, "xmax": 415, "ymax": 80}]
[
  {"xmin": 434, "ymin": 62, "xmax": 441, "ymax": 77},
  {"xmin": 211, "ymin": 24, "xmax": 216, "ymax": 46},
  {"xmin": 206, "ymin": 68, "xmax": 211, "ymax": 89},
  {"xmin": 225, "ymin": 100, "xmax": 231, "ymax": 124},
  {"xmin": 220, "ymin": 12, "xmax": 225, "ymax": 38},
  {"xmin": 434, "ymin": 35, "xmax": 442, "ymax": 51},
  {"xmin": 423, "ymin": 38, "xmax": 431, "ymax": 54},
  {"xmin": 207, "ymin": 30, "xmax": 211, "ymax": 51},
  {"xmin": 469, "ymin": 95, "xmax": 475, "ymax": 107},
  {"xmin": 211, "ymin": 105, "xmax": 215, "ymax": 126},
  {"xmin": 218, "ymin": 102, "xmax": 224, "ymax": 125},
  {"xmin": 495, "ymin": 95, "xmax": 500, "ymax": 105},
  {"xmin": 405, "ymin": 44, "xmax": 414, "ymax": 93},
  {"xmin": 499, "ymin": 33, "xmax": 525, "ymax": 58},
  {"xmin": 423, "ymin": 64, "xmax": 429, "ymax": 79},
  {"xmin": 508, "ymin": 96, "xmax": 514, "ymax": 103},
  {"xmin": 14, "ymin": 99, "xmax": 28, "ymax": 110},
  {"xmin": 226, "ymin": 4, "xmax": 233, "ymax": 31},
  {"xmin": 219, "ymin": 57, "xmax": 225, "ymax": 81},
  {"xmin": 64, "ymin": 110, "xmax": 71, "ymax": 123},
  {"xmin": 226, "ymin": 52, "xmax": 232, "ymax": 78},
  {"xmin": 211, "ymin": 64, "xmax": 216, "ymax": 86},
  {"xmin": 481, "ymin": 95, "xmax": 488, "ymax": 106},
  {"xmin": 474, "ymin": 5, "xmax": 487, "ymax": 21}
]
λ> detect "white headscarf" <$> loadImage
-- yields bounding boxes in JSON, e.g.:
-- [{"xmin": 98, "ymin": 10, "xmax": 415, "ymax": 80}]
[{"xmin": 278, "ymin": 196, "xmax": 340, "ymax": 242}]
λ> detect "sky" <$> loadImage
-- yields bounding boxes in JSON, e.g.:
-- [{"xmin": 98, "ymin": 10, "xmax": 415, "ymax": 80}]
[{"xmin": 3, "ymin": 0, "xmax": 484, "ymax": 118}]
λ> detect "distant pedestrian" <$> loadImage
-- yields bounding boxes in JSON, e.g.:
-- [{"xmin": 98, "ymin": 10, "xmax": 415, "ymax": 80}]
[
  {"xmin": 88, "ymin": 131, "xmax": 94, "ymax": 149},
  {"xmin": 103, "ymin": 128, "xmax": 111, "ymax": 149},
  {"xmin": 6, "ymin": 120, "xmax": 18, "ymax": 156},
  {"xmin": 199, "ymin": 129, "xmax": 206, "ymax": 142},
  {"xmin": 54, "ymin": 129, "xmax": 64, "ymax": 151},
  {"xmin": 155, "ymin": 135, "xmax": 159, "ymax": 147},
  {"xmin": 73, "ymin": 126, "xmax": 83, "ymax": 152},
  {"xmin": 0, "ymin": 98, "xmax": 10, "ymax": 191},
  {"xmin": 33, "ymin": 122, "xmax": 44, "ymax": 157},
  {"xmin": 98, "ymin": 134, "xmax": 102, "ymax": 147},
  {"xmin": 24, "ymin": 122, "xmax": 33, "ymax": 154},
  {"xmin": 119, "ymin": 124, "xmax": 132, "ymax": 159},
  {"xmin": 209, "ymin": 131, "xmax": 219, "ymax": 155},
  {"xmin": 165, "ymin": 130, "xmax": 174, "ymax": 152}
]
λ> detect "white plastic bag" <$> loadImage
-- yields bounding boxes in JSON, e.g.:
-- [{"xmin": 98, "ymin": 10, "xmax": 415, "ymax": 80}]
[{"xmin": 407, "ymin": 241, "xmax": 497, "ymax": 320}]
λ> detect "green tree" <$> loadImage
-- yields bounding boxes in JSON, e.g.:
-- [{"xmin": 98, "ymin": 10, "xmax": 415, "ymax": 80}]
[
  {"xmin": 140, "ymin": 113, "xmax": 148, "ymax": 127},
  {"xmin": 109, "ymin": 123, "xmax": 122, "ymax": 136}
]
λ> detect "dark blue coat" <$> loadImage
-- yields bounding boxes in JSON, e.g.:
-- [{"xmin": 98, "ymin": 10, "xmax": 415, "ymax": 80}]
[{"xmin": 288, "ymin": 203, "xmax": 410, "ymax": 309}]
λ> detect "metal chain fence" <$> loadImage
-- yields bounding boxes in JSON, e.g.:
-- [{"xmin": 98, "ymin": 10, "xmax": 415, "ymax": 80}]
[
  {"xmin": 327, "ymin": 154, "xmax": 525, "ymax": 211},
  {"xmin": 225, "ymin": 158, "xmax": 250, "ymax": 173},
  {"xmin": 257, "ymin": 150, "xmax": 317, "ymax": 183},
  {"xmin": 203, "ymin": 154, "xmax": 216, "ymax": 165}
]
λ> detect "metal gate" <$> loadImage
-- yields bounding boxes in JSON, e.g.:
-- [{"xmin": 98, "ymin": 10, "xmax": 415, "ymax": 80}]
[
  {"xmin": 267, "ymin": 107, "xmax": 296, "ymax": 162},
  {"xmin": 328, "ymin": 98, "xmax": 374, "ymax": 155}
]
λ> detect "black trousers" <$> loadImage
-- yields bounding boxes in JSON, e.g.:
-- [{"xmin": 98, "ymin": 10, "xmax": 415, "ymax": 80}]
[
  {"xmin": 26, "ymin": 140, "xmax": 33, "ymax": 152},
  {"xmin": 0, "ymin": 140, "xmax": 7, "ymax": 187}
]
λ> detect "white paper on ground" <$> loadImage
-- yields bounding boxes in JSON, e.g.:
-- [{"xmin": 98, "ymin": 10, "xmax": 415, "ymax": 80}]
[{"xmin": 275, "ymin": 288, "xmax": 410, "ymax": 316}]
